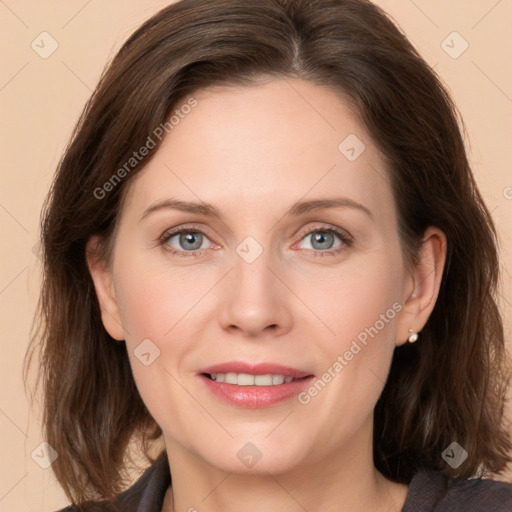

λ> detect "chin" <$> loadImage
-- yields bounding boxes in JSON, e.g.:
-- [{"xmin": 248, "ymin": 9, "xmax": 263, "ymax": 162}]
[{"xmin": 194, "ymin": 434, "xmax": 309, "ymax": 475}]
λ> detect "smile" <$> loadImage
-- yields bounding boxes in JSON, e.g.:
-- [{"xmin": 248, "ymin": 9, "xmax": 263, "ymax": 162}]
[
  {"xmin": 197, "ymin": 362, "xmax": 315, "ymax": 408},
  {"xmin": 206, "ymin": 373, "xmax": 296, "ymax": 386}
]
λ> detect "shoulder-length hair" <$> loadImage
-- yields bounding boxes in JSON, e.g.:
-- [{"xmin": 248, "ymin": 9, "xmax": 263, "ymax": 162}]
[{"xmin": 24, "ymin": 0, "xmax": 512, "ymax": 505}]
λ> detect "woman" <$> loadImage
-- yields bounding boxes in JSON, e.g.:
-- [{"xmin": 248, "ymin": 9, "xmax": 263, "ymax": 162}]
[{"xmin": 24, "ymin": 0, "xmax": 512, "ymax": 510}]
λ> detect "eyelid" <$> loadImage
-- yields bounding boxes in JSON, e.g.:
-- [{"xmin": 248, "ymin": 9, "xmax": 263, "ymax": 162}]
[
  {"xmin": 294, "ymin": 223, "xmax": 353, "ymax": 244},
  {"xmin": 158, "ymin": 222, "xmax": 353, "ymax": 257}
]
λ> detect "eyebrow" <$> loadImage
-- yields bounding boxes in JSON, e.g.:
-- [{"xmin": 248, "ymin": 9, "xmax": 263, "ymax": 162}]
[{"xmin": 139, "ymin": 197, "xmax": 374, "ymax": 222}]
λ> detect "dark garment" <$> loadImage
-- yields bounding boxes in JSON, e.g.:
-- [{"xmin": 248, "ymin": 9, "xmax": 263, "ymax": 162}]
[
  {"xmin": 401, "ymin": 470, "xmax": 512, "ymax": 511},
  {"xmin": 56, "ymin": 452, "xmax": 512, "ymax": 511}
]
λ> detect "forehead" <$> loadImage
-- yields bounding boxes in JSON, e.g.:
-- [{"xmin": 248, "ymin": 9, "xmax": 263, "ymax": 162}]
[{"xmin": 121, "ymin": 78, "xmax": 396, "ymax": 226}]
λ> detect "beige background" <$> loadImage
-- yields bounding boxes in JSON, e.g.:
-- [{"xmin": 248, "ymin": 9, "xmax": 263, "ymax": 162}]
[{"xmin": 1, "ymin": 1, "xmax": 511, "ymax": 510}]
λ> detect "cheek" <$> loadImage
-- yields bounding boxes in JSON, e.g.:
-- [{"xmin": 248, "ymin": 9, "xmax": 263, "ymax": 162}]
[
  {"xmin": 113, "ymin": 253, "xmax": 205, "ymax": 341},
  {"xmin": 111, "ymin": 254, "xmax": 217, "ymax": 400},
  {"xmin": 113, "ymin": 263, "xmax": 202, "ymax": 436},
  {"xmin": 295, "ymin": 252, "xmax": 403, "ymax": 416},
  {"xmin": 307, "ymin": 254, "xmax": 403, "ymax": 348}
]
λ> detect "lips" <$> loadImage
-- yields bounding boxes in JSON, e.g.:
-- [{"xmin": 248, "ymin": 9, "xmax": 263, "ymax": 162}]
[{"xmin": 197, "ymin": 362, "xmax": 315, "ymax": 408}]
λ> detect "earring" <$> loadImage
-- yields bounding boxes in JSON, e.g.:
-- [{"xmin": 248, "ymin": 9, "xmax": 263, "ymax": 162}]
[{"xmin": 407, "ymin": 329, "xmax": 418, "ymax": 343}]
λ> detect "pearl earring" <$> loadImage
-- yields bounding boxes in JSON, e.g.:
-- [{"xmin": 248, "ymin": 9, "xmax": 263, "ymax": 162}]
[{"xmin": 407, "ymin": 329, "xmax": 418, "ymax": 343}]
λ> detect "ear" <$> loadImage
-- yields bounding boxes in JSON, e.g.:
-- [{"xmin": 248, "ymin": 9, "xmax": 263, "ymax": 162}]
[
  {"xmin": 86, "ymin": 236, "xmax": 125, "ymax": 341},
  {"xmin": 395, "ymin": 226, "xmax": 447, "ymax": 346}
]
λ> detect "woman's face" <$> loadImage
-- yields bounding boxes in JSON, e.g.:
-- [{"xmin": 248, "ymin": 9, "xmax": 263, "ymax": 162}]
[{"xmin": 90, "ymin": 78, "xmax": 434, "ymax": 475}]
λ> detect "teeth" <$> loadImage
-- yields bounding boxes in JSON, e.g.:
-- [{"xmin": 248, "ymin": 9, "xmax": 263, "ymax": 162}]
[{"xmin": 209, "ymin": 373, "xmax": 296, "ymax": 386}]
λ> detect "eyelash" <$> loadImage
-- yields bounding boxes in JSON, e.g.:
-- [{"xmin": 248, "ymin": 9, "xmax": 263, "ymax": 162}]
[{"xmin": 158, "ymin": 224, "xmax": 353, "ymax": 259}]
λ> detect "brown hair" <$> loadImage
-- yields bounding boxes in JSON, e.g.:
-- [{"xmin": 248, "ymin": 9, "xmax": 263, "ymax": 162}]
[{"xmin": 24, "ymin": 0, "xmax": 512, "ymax": 506}]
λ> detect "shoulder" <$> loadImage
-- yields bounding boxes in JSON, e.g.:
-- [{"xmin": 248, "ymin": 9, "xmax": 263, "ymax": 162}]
[
  {"xmin": 403, "ymin": 470, "xmax": 512, "ymax": 512},
  {"xmin": 53, "ymin": 452, "xmax": 171, "ymax": 512}
]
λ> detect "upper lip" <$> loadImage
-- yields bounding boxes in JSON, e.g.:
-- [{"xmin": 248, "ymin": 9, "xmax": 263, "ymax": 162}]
[{"xmin": 198, "ymin": 362, "xmax": 313, "ymax": 379}]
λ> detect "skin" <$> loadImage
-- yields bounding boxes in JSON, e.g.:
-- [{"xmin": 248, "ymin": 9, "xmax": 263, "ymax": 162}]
[{"xmin": 87, "ymin": 78, "xmax": 447, "ymax": 512}]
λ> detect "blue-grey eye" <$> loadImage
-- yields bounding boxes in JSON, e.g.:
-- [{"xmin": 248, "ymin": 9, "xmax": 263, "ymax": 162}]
[
  {"xmin": 167, "ymin": 231, "xmax": 207, "ymax": 251},
  {"xmin": 302, "ymin": 231, "xmax": 339, "ymax": 251}
]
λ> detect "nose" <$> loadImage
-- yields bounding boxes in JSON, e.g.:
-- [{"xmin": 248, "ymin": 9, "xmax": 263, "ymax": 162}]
[{"xmin": 218, "ymin": 248, "xmax": 293, "ymax": 338}]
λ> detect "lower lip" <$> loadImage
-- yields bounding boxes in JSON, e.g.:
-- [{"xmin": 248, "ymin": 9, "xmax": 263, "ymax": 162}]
[{"xmin": 199, "ymin": 374, "xmax": 315, "ymax": 408}]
